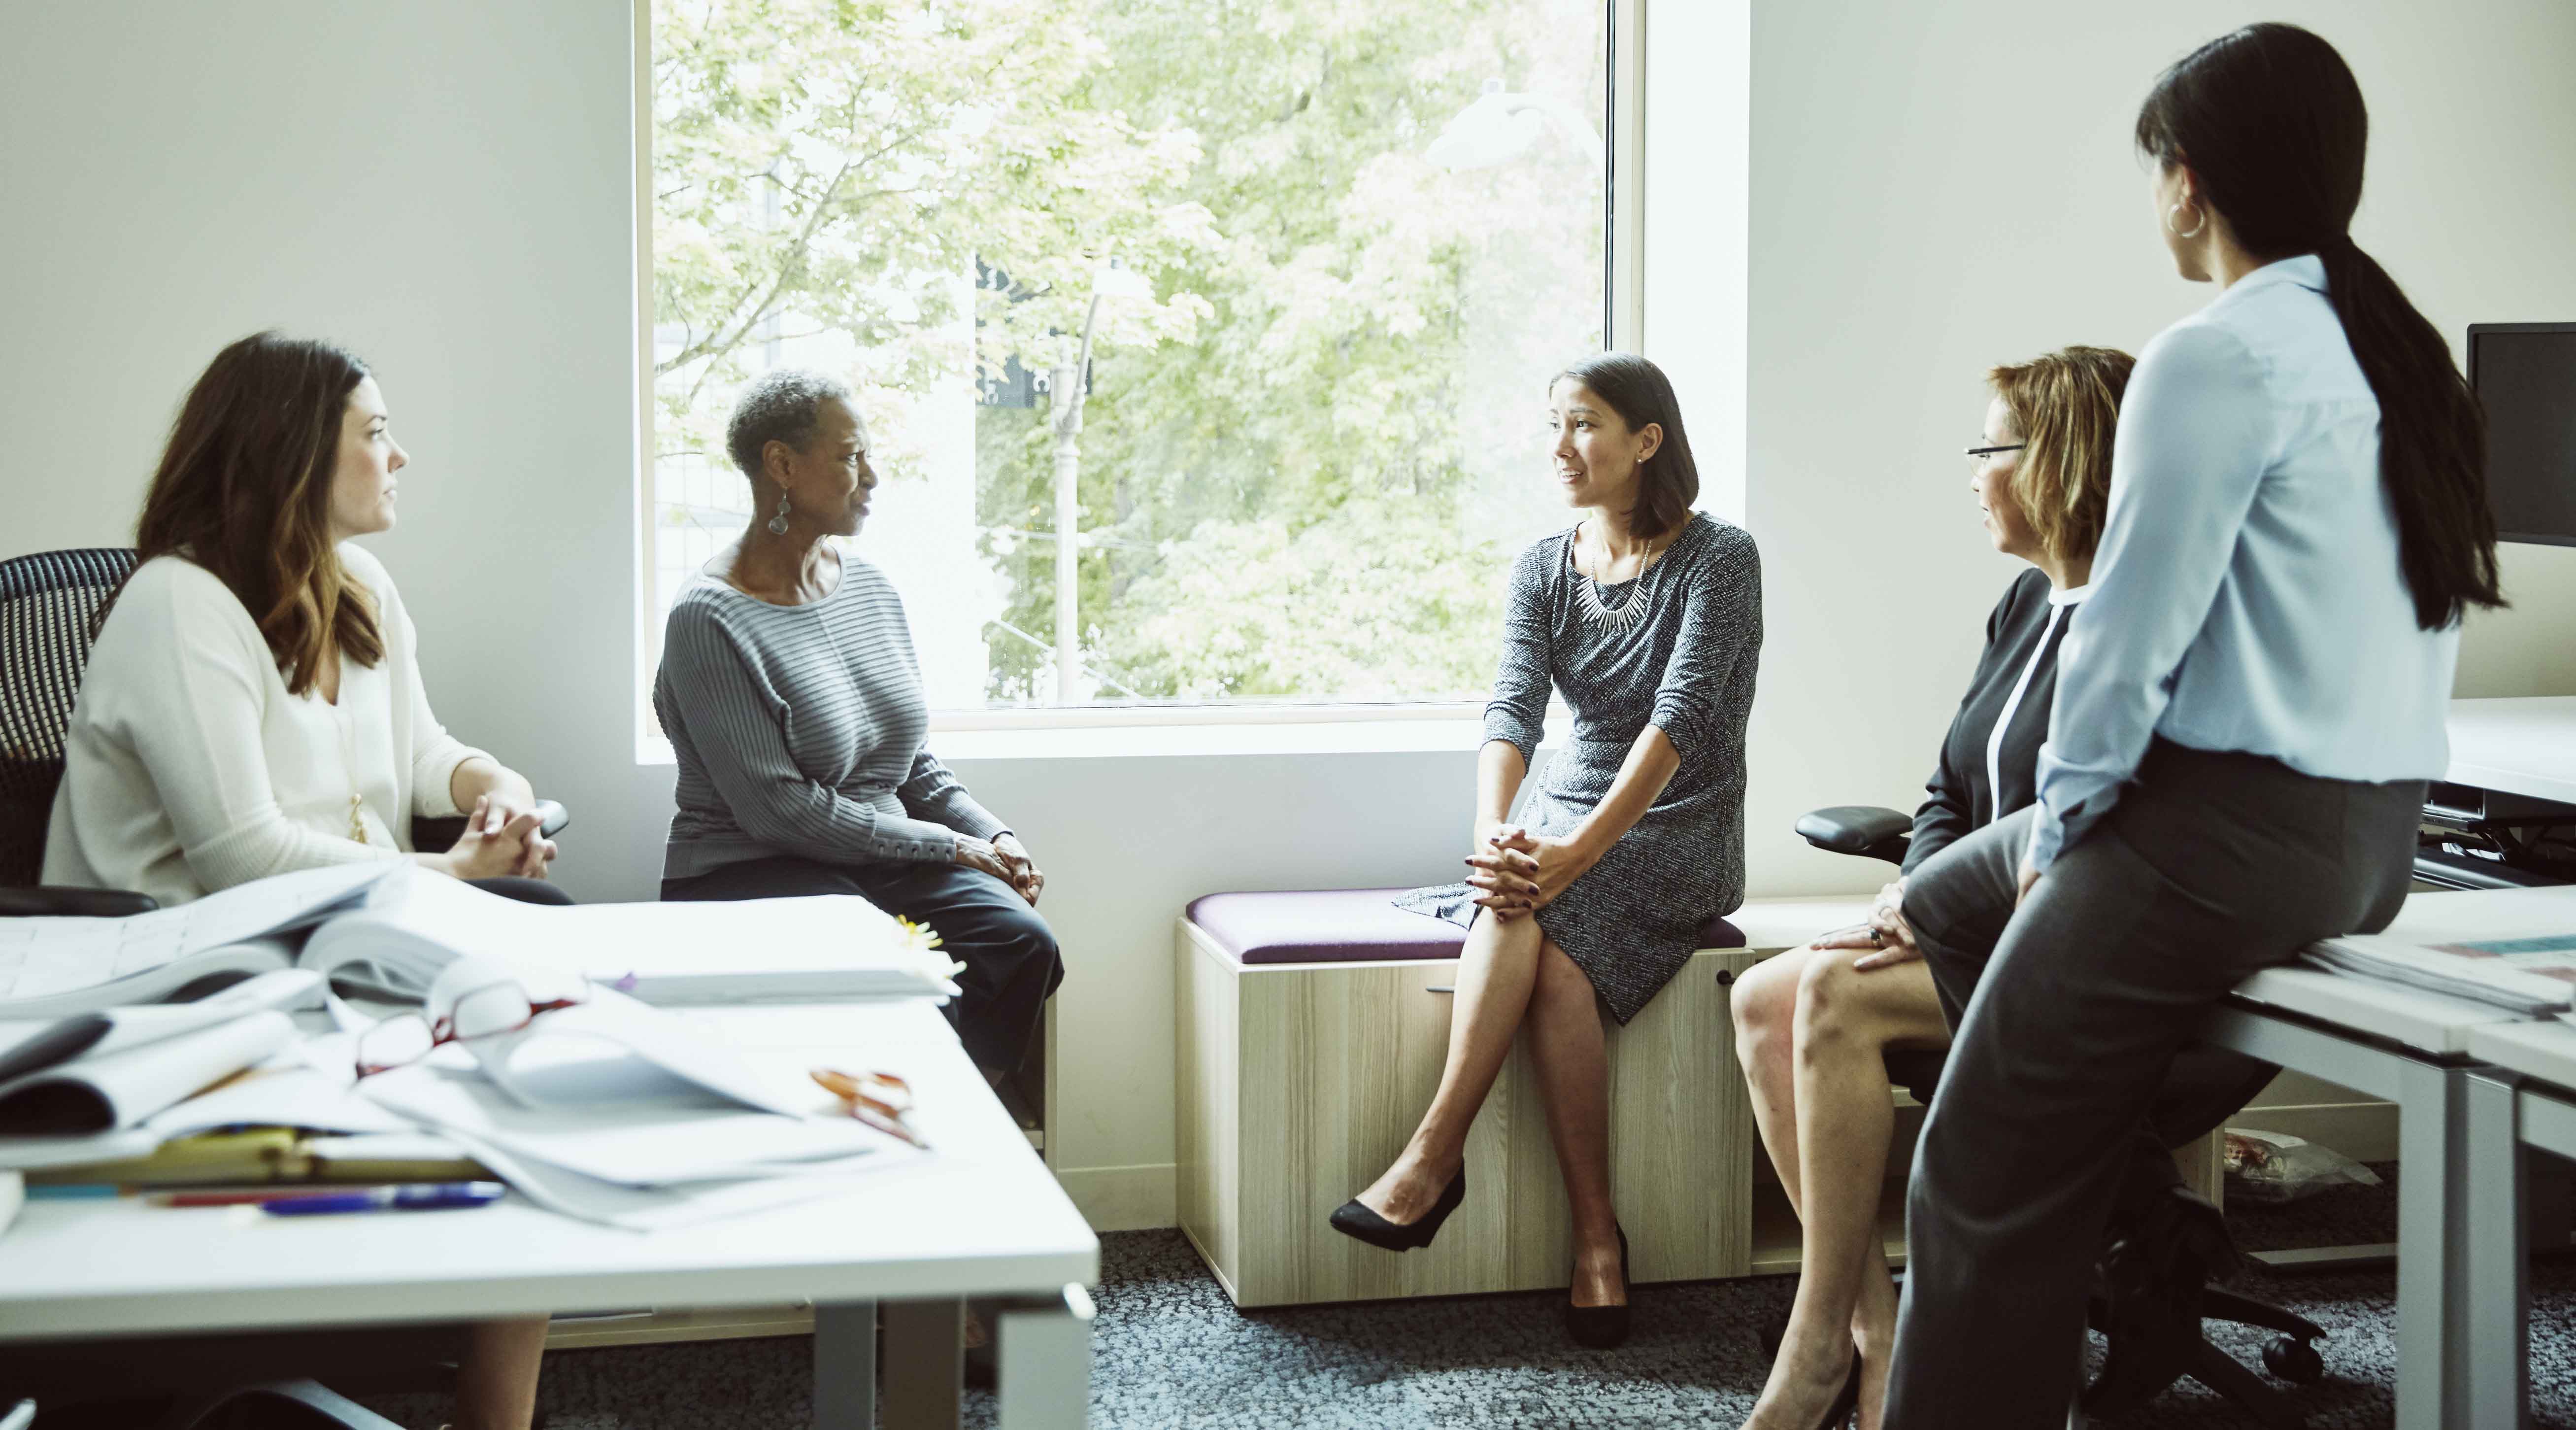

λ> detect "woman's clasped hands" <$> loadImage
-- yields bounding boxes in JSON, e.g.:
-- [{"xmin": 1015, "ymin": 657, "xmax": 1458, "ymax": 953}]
[
  {"xmin": 954, "ymin": 831, "xmax": 1046, "ymax": 907},
  {"xmin": 437, "ymin": 794, "xmax": 556, "ymax": 881},
  {"xmin": 1464, "ymin": 820, "xmax": 1596, "ymax": 920}
]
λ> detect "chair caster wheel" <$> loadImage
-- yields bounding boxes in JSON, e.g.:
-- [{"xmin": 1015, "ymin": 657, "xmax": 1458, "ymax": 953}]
[{"xmin": 2262, "ymin": 1335, "xmax": 2324, "ymax": 1385}]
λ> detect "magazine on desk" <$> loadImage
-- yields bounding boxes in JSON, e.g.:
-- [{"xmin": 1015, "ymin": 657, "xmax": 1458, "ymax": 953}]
[
  {"xmin": 2304, "ymin": 887, "xmax": 2576, "ymax": 1017},
  {"xmin": 0, "ymin": 861, "xmax": 962, "ymax": 1022}
]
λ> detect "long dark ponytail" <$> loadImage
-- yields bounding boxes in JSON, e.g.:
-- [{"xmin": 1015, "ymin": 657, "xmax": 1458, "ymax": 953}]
[{"xmin": 2136, "ymin": 23, "xmax": 2502, "ymax": 630}]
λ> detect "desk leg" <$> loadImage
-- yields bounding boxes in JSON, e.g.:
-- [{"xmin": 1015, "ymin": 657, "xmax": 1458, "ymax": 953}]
[
  {"xmin": 997, "ymin": 1284, "xmax": 1095, "ymax": 1430},
  {"xmin": 814, "ymin": 1301, "xmax": 876, "ymax": 1430},
  {"xmin": 2465, "ymin": 1073, "xmax": 2528, "ymax": 1430},
  {"xmin": 882, "ymin": 1298, "xmax": 965, "ymax": 1430},
  {"xmin": 2394, "ymin": 1060, "xmax": 2467, "ymax": 1430}
]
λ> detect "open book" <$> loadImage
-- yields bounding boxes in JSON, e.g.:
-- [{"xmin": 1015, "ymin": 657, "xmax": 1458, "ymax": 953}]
[
  {"xmin": 0, "ymin": 862, "xmax": 960, "ymax": 1021},
  {"xmin": 0, "ymin": 864, "xmax": 397, "ymax": 1019}
]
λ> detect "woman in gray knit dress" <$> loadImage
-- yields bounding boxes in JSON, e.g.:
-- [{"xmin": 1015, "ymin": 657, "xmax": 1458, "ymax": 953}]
[{"xmin": 1331, "ymin": 353, "xmax": 1761, "ymax": 1349}]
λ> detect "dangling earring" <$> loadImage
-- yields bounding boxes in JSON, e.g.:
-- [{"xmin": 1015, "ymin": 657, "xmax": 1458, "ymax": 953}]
[
  {"xmin": 767, "ymin": 490, "xmax": 793, "ymax": 536},
  {"xmin": 2166, "ymin": 201, "xmax": 2206, "ymax": 239}
]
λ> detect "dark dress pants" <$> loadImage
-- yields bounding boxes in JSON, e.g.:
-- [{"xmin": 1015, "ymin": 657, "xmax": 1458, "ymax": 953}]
[
  {"xmin": 662, "ymin": 855, "xmax": 1063, "ymax": 1075},
  {"xmin": 1884, "ymin": 740, "xmax": 2422, "ymax": 1429},
  {"xmin": 467, "ymin": 876, "xmax": 574, "ymax": 906}
]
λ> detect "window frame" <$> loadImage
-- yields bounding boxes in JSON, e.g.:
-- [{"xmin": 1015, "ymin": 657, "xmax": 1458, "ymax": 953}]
[{"xmin": 631, "ymin": 0, "xmax": 1645, "ymax": 756}]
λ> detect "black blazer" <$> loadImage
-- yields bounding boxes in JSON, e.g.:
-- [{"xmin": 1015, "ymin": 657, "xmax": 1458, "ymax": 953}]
[{"xmin": 1902, "ymin": 568, "xmax": 2083, "ymax": 876}]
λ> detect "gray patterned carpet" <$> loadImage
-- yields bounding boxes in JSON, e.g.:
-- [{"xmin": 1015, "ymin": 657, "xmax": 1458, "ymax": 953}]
[{"xmin": 355, "ymin": 1164, "xmax": 2575, "ymax": 1429}]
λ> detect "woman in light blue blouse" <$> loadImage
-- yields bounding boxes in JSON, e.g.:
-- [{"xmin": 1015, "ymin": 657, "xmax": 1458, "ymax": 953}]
[{"xmin": 1865, "ymin": 25, "xmax": 2505, "ymax": 1429}]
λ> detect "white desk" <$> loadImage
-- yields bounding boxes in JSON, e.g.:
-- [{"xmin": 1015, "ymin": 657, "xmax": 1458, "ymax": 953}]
[
  {"xmin": 2206, "ymin": 886, "xmax": 2576, "ymax": 1430},
  {"xmin": 0, "ymin": 1000, "xmax": 1100, "ymax": 1430},
  {"xmin": 2464, "ymin": 1020, "xmax": 2576, "ymax": 1430},
  {"xmin": 2448, "ymin": 696, "xmax": 2576, "ymax": 805}
]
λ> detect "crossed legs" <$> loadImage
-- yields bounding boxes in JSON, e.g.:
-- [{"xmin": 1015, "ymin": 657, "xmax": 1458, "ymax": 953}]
[
  {"xmin": 1353, "ymin": 910, "xmax": 1627, "ymax": 1305},
  {"xmin": 1733, "ymin": 943, "xmax": 1949, "ymax": 1429}
]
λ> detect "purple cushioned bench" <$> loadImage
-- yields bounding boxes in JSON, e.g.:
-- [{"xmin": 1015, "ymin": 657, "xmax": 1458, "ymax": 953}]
[{"xmin": 1184, "ymin": 887, "xmax": 1745, "ymax": 966}]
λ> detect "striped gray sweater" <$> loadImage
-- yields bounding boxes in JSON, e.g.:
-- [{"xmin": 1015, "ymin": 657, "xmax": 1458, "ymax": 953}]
[{"xmin": 654, "ymin": 551, "xmax": 1005, "ymax": 880}]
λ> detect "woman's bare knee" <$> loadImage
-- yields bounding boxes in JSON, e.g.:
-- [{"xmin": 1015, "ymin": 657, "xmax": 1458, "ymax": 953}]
[
  {"xmin": 1731, "ymin": 947, "xmax": 1807, "ymax": 1044},
  {"xmin": 1792, "ymin": 947, "xmax": 1945, "ymax": 1062},
  {"xmin": 1793, "ymin": 949, "xmax": 1875, "ymax": 1053}
]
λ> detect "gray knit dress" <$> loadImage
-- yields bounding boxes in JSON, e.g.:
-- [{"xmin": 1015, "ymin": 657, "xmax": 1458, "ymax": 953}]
[{"xmin": 1396, "ymin": 514, "xmax": 1762, "ymax": 1023}]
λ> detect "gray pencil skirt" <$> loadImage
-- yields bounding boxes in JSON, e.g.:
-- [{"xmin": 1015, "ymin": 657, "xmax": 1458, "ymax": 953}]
[{"xmin": 1883, "ymin": 738, "xmax": 2426, "ymax": 1429}]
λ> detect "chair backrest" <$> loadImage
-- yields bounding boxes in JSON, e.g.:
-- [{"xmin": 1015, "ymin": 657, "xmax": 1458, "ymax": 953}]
[{"xmin": 0, "ymin": 548, "xmax": 137, "ymax": 887}]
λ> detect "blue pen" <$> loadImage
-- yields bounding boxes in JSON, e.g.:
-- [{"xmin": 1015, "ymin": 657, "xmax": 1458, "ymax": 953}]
[{"xmin": 260, "ymin": 1181, "xmax": 507, "ymax": 1216}]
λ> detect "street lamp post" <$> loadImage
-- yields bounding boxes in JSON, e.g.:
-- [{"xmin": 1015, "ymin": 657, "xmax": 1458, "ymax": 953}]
[
  {"xmin": 1043, "ymin": 260, "xmax": 1151, "ymax": 705},
  {"xmin": 1046, "ymin": 299, "xmax": 1098, "ymax": 704}
]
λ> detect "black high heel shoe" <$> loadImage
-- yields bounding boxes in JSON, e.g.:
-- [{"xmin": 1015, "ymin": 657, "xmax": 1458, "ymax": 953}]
[
  {"xmin": 1816, "ymin": 1354, "xmax": 1862, "ymax": 1430},
  {"xmin": 1565, "ymin": 1224, "xmax": 1631, "ymax": 1349},
  {"xmin": 1328, "ymin": 1167, "xmax": 1466, "ymax": 1252},
  {"xmin": 1758, "ymin": 1305, "xmax": 1790, "ymax": 1361}
]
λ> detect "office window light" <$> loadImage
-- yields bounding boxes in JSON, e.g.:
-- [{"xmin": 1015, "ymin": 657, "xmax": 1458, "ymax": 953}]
[{"xmin": 643, "ymin": 0, "xmax": 1616, "ymax": 722}]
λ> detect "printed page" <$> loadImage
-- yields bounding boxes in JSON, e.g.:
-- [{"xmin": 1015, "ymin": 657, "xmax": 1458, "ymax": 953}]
[
  {"xmin": 357, "ymin": 1057, "xmax": 897, "ymax": 1186},
  {"xmin": 0, "ymin": 864, "xmax": 397, "ymax": 1011}
]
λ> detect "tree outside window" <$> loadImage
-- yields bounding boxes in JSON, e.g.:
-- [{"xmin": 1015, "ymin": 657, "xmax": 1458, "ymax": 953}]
[{"xmin": 650, "ymin": 0, "xmax": 1609, "ymax": 711}]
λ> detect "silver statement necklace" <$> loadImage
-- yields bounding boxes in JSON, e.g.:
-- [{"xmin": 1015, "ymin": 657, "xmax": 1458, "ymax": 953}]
[{"xmin": 1575, "ymin": 524, "xmax": 1661, "ymax": 633}]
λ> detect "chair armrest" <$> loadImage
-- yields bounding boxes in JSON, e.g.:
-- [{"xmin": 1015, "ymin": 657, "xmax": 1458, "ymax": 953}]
[
  {"xmin": 410, "ymin": 798, "xmax": 570, "ymax": 856},
  {"xmin": 0, "ymin": 886, "xmax": 160, "ymax": 918},
  {"xmin": 1794, "ymin": 805, "xmax": 1914, "ymax": 863}
]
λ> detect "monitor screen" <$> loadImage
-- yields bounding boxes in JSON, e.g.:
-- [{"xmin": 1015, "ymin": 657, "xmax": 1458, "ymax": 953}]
[{"xmin": 2472, "ymin": 323, "xmax": 2576, "ymax": 547}]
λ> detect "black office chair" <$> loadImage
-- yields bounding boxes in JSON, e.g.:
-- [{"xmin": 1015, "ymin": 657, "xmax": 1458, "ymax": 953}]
[
  {"xmin": 1795, "ymin": 803, "xmax": 2330, "ymax": 1429},
  {"xmin": 1, "ymin": 546, "xmax": 566, "ymax": 918}
]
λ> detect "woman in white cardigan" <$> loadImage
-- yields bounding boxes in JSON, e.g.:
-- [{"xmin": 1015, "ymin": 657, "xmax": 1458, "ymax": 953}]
[
  {"xmin": 46, "ymin": 336, "xmax": 556, "ymax": 903},
  {"xmin": 43, "ymin": 332, "xmax": 554, "ymax": 1430}
]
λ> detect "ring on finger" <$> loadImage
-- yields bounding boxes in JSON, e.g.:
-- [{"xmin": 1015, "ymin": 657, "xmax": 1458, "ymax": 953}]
[{"xmin": 1867, "ymin": 927, "xmax": 1884, "ymax": 948}]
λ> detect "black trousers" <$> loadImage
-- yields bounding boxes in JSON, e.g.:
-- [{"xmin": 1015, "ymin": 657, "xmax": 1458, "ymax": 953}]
[
  {"xmin": 1885, "ymin": 740, "xmax": 2422, "ymax": 1429},
  {"xmin": 468, "ymin": 876, "xmax": 574, "ymax": 906},
  {"xmin": 662, "ymin": 855, "xmax": 1063, "ymax": 1075}
]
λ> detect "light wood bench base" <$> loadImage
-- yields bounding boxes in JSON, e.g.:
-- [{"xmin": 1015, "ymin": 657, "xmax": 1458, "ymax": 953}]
[{"xmin": 1173, "ymin": 906, "xmax": 1862, "ymax": 1308}]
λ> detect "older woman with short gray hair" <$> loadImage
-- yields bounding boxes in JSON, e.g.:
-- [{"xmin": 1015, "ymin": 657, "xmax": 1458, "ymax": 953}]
[{"xmin": 655, "ymin": 369, "xmax": 1062, "ymax": 1084}]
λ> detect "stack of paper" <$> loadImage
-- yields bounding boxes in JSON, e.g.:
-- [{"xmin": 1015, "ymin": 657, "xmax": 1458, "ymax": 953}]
[
  {"xmin": 342, "ymin": 972, "xmax": 922, "ymax": 1229},
  {"xmin": 0, "ymin": 971, "xmax": 325, "ymax": 1138}
]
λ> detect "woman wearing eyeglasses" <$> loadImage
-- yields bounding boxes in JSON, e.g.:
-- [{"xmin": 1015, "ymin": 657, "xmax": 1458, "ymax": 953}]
[
  {"xmin": 1881, "ymin": 26, "xmax": 2505, "ymax": 1428},
  {"xmin": 1724, "ymin": 346, "xmax": 2130, "ymax": 1430}
]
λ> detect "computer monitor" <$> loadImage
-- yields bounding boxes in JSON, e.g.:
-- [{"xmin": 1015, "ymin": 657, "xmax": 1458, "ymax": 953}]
[{"xmin": 2468, "ymin": 321, "xmax": 2576, "ymax": 547}]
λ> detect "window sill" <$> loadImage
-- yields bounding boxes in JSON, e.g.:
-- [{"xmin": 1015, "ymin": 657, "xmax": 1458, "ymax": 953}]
[{"xmin": 636, "ymin": 712, "xmax": 1567, "ymax": 766}]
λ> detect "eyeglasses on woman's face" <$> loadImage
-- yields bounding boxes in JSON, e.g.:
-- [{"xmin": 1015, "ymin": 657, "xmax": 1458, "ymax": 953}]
[{"xmin": 1964, "ymin": 442, "xmax": 2028, "ymax": 464}]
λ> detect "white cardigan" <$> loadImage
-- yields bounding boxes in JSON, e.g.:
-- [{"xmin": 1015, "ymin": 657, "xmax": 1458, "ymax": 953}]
[{"xmin": 42, "ymin": 543, "xmax": 486, "ymax": 907}]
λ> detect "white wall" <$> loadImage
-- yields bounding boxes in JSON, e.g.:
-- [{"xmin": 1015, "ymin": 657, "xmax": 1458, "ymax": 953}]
[
  {"xmin": 1740, "ymin": 0, "xmax": 2576, "ymax": 896},
  {"xmin": 5, "ymin": 0, "xmax": 2574, "ymax": 1230}
]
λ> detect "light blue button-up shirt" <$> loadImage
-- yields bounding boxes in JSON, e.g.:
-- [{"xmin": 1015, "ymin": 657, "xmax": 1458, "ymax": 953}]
[{"xmin": 2028, "ymin": 254, "xmax": 2457, "ymax": 874}]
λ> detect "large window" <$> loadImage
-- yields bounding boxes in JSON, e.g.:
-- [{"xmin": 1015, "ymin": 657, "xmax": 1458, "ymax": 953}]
[{"xmin": 645, "ymin": 0, "xmax": 1618, "ymax": 720}]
